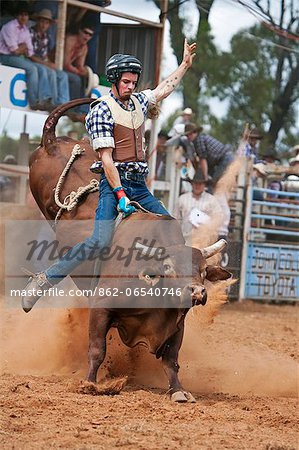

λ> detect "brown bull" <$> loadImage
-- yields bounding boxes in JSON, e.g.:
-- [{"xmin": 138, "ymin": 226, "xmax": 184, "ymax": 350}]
[{"xmin": 29, "ymin": 99, "xmax": 231, "ymax": 403}]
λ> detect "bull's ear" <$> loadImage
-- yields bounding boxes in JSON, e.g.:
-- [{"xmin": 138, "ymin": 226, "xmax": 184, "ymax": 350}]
[{"xmin": 205, "ymin": 265, "xmax": 232, "ymax": 282}]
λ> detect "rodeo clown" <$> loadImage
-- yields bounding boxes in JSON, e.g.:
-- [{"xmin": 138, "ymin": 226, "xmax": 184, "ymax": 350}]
[{"xmin": 22, "ymin": 38, "xmax": 197, "ymax": 312}]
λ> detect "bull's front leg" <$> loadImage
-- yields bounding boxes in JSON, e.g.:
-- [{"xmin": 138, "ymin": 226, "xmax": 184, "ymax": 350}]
[
  {"xmin": 87, "ymin": 308, "xmax": 112, "ymax": 382},
  {"xmin": 161, "ymin": 324, "xmax": 196, "ymax": 403}
]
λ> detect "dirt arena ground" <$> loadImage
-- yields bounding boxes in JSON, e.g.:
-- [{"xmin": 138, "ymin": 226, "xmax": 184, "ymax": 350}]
[{"xmin": 1, "ymin": 299, "xmax": 298, "ymax": 450}]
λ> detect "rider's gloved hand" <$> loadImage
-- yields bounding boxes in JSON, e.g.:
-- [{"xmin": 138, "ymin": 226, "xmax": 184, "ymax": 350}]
[{"xmin": 113, "ymin": 186, "xmax": 135, "ymax": 217}]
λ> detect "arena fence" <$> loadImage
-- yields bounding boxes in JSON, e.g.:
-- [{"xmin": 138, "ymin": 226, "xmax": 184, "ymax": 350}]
[{"xmin": 240, "ymin": 182, "xmax": 299, "ymax": 302}]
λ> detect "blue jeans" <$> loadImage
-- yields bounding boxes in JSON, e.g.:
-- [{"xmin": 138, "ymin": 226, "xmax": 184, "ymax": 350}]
[
  {"xmin": 46, "ymin": 173, "xmax": 169, "ymax": 282},
  {"xmin": 0, "ymin": 56, "xmax": 70, "ymax": 106},
  {"xmin": 66, "ymin": 71, "xmax": 89, "ymax": 113},
  {"xmin": 44, "ymin": 67, "xmax": 70, "ymax": 105},
  {"xmin": 0, "ymin": 55, "xmax": 49, "ymax": 106},
  {"xmin": 210, "ymin": 151, "xmax": 234, "ymax": 184}
]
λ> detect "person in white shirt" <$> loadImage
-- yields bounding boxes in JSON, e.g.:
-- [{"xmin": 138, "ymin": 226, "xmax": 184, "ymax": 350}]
[
  {"xmin": 174, "ymin": 169, "xmax": 225, "ymax": 240},
  {"xmin": 169, "ymin": 107, "xmax": 193, "ymax": 137}
]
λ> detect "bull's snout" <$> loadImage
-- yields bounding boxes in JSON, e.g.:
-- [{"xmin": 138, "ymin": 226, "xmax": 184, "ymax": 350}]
[
  {"xmin": 191, "ymin": 285, "xmax": 207, "ymax": 306},
  {"xmin": 181, "ymin": 284, "xmax": 207, "ymax": 307}
]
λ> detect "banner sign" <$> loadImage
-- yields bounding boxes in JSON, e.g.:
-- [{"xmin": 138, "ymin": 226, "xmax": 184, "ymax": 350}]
[
  {"xmin": 0, "ymin": 65, "xmax": 109, "ymax": 111},
  {"xmin": 245, "ymin": 243, "xmax": 298, "ymax": 300}
]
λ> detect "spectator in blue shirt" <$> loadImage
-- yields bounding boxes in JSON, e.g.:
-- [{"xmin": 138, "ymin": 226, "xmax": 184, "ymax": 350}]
[{"xmin": 183, "ymin": 123, "xmax": 234, "ymax": 190}]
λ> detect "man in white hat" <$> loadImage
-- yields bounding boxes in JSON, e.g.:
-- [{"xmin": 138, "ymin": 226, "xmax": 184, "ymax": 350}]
[
  {"xmin": 169, "ymin": 107, "xmax": 193, "ymax": 137},
  {"xmin": 30, "ymin": 9, "xmax": 70, "ymax": 109},
  {"xmin": 174, "ymin": 168, "xmax": 224, "ymax": 241}
]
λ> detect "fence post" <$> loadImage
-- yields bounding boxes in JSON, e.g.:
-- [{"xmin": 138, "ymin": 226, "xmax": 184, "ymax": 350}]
[{"xmin": 239, "ymin": 165, "xmax": 253, "ymax": 301}]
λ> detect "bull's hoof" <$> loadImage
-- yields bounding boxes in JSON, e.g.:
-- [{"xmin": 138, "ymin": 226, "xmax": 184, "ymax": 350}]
[
  {"xmin": 171, "ymin": 391, "xmax": 188, "ymax": 403},
  {"xmin": 170, "ymin": 391, "xmax": 197, "ymax": 403},
  {"xmin": 184, "ymin": 391, "xmax": 197, "ymax": 403}
]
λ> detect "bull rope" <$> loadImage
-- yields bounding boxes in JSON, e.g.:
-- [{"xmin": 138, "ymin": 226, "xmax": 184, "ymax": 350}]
[{"xmin": 54, "ymin": 143, "xmax": 99, "ymax": 226}]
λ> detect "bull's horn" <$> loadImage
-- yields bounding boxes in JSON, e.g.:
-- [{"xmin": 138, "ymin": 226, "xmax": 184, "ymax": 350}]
[
  {"xmin": 134, "ymin": 242, "xmax": 159, "ymax": 258},
  {"xmin": 42, "ymin": 98, "xmax": 93, "ymax": 151},
  {"xmin": 201, "ymin": 239, "xmax": 227, "ymax": 259}
]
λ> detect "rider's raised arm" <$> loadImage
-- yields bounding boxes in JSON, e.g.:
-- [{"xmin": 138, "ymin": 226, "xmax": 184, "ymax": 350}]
[{"xmin": 151, "ymin": 39, "xmax": 196, "ymax": 103}]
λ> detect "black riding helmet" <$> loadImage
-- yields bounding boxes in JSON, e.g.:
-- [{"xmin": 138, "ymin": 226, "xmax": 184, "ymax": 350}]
[{"xmin": 106, "ymin": 54, "xmax": 142, "ymax": 84}]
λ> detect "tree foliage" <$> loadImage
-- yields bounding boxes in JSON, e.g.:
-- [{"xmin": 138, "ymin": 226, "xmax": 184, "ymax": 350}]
[
  {"xmin": 151, "ymin": 0, "xmax": 298, "ymax": 148},
  {"xmin": 210, "ymin": 15, "xmax": 299, "ymax": 147},
  {"xmin": 150, "ymin": 0, "xmax": 217, "ymax": 117},
  {"xmin": 0, "ymin": 133, "xmax": 19, "ymax": 162}
]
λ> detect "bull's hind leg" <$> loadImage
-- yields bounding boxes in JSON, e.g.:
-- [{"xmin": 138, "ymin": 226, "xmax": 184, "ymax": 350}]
[
  {"xmin": 87, "ymin": 309, "xmax": 112, "ymax": 382},
  {"xmin": 161, "ymin": 325, "xmax": 196, "ymax": 403}
]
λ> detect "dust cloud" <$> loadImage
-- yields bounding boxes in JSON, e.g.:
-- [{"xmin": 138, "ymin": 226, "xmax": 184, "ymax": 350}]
[{"xmin": 1, "ymin": 281, "xmax": 297, "ymax": 399}]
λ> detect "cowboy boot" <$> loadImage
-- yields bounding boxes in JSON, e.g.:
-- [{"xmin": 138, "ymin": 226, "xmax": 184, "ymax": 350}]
[{"xmin": 21, "ymin": 270, "xmax": 52, "ymax": 313}]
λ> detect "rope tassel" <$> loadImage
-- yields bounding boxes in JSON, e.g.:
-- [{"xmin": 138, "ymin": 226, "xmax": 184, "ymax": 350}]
[{"xmin": 54, "ymin": 144, "xmax": 99, "ymax": 226}]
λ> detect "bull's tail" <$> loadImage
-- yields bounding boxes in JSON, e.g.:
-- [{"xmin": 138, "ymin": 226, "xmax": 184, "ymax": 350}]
[{"xmin": 42, "ymin": 98, "xmax": 93, "ymax": 152}]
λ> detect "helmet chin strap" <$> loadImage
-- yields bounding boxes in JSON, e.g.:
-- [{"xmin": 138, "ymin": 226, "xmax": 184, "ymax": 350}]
[
  {"xmin": 115, "ymin": 80, "xmax": 120, "ymax": 97},
  {"xmin": 114, "ymin": 72, "xmax": 140, "ymax": 98}
]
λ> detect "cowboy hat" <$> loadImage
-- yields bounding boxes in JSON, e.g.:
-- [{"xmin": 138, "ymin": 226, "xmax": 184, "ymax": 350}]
[
  {"xmin": 184, "ymin": 123, "xmax": 203, "ymax": 136},
  {"xmin": 289, "ymin": 154, "xmax": 299, "ymax": 166},
  {"xmin": 32, "ymin": 9, "xmax": 57, "ymax": 23},
  {"xmin": 187, "ymin": 168, "xmax": 207, "ymax": 183},
  {"xmin": 290, "ymin": 144, "xmax": 299, "ymax": 155},
  {"xmin": 182, "ymin": 107, "xmax": 193, "ymax": 115},
  {"xmin": 248, "ymin": 128, "xmax": 263, "ymax": 139},
  {"xmin": 85, "ymin": 66, "xmax": 100, "ymax": 96},
  {"xmin": 261, "ymin": 147, "xmax": 280, "ymax": 161}
]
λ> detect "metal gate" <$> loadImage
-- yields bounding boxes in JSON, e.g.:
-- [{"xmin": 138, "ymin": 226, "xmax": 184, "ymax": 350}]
[{"xmin": 240, "ymin": 180, "xmax": 299, "ymax": 302}]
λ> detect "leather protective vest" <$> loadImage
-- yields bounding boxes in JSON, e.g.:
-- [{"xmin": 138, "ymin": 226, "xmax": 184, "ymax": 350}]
[{"xmin": 95, "ymin": 95, "xmax": 146, "ymax": 162}]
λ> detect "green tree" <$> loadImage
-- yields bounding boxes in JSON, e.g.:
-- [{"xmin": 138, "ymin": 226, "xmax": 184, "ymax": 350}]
[
  {"xmin": 0, "ymin": 133, "xmax": 19, "ymax": 161},
  {"xmin": 151, "ymin": 0, "xmax": 298, "ymax": 147},
  {"xmin": 210, "ymin": 24, "xmax": 299, "ymax": 147},
  {"xmin": 150, "ymin": 0, "xmax": 217, "ymax": 117}
]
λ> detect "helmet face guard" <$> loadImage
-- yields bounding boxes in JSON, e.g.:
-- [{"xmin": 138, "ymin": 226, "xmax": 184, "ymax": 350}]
[{"xmin": 106, "ymin": 54, "xmax": 142, "ymax": 85}]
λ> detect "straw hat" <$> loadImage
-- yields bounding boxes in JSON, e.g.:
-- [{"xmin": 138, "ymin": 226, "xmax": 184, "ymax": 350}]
[
  {"xmin": 182, "ymin": 108, "xmax": 193, "ymax": 115},
  {"xmin": 289, "ymin": 154, "xmax": 299, "ymax": 166},
  {"xmin": 32, "ymin": 9, "xmax": 57, "ymax": 23}
]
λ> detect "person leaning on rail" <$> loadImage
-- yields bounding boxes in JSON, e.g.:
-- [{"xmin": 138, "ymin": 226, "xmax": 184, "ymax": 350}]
[{"xmin": 21, "ymin": 38, "xmax": 197, "ymax": 313}]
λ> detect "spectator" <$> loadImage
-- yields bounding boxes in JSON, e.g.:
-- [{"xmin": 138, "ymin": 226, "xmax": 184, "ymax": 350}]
[
  {"xmin": 260, "ymin": 147, "xmax": 280, "ymax": 164},
  {"xmin": 3, "ymin": 154, "xmax": 17, "ymax": 164},
  {"xmin": 169, "ymin": 107, "xmax": 193, "ymax": 137},
  {"xmin": 289, "ymin": 152, "xmax": 299, "ymax": 169},
  {"xmin": 284, "ymin": 153, "xmax": 299, "ymax": 193},
  {"xmin": 183, "ymin": 123, "xmax": 234, "ymax": 190},
  {"xmin": 66, "ymin": 1, "xmax": 111, "ymax": 73},
  {"xmin": 0, "ymin": 1, "xmax": 55, "ymax": 111},
  {"xmin": 32, "ymin": 0, "xmax": 58, "ymax": 52},
  {"xmin": 30, "ymin": 9, "xmax": 70, "ymax": 108},
  {"xmin": 174, "ymin": 168, "xmax": 224, "ymax": 240},
  {"xmin": 243, "ymin": 127, "xmax": 264, "ymax": 163},
  {"xmin": 63, "ymin": 22, "xmax": 95, "ymax": 118}
]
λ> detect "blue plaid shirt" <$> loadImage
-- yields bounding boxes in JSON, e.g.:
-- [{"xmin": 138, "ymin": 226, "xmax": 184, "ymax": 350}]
[
  {"xmin": 194, "ymin": 134, "xmax": 232, "ymax": 166},
  {"xmin": 86, "ymin": 90, "xmax": 152, "ymax": 151}
]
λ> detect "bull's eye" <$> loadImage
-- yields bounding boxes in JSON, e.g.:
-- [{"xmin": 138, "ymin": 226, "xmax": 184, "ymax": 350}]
[
  {"xmin": 140, "ymin": 271, "xmax": 160, "ymax": 286},
  {"xmin": 145, "ymin": 273, "xmax": 156, "ymax": 280}
]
